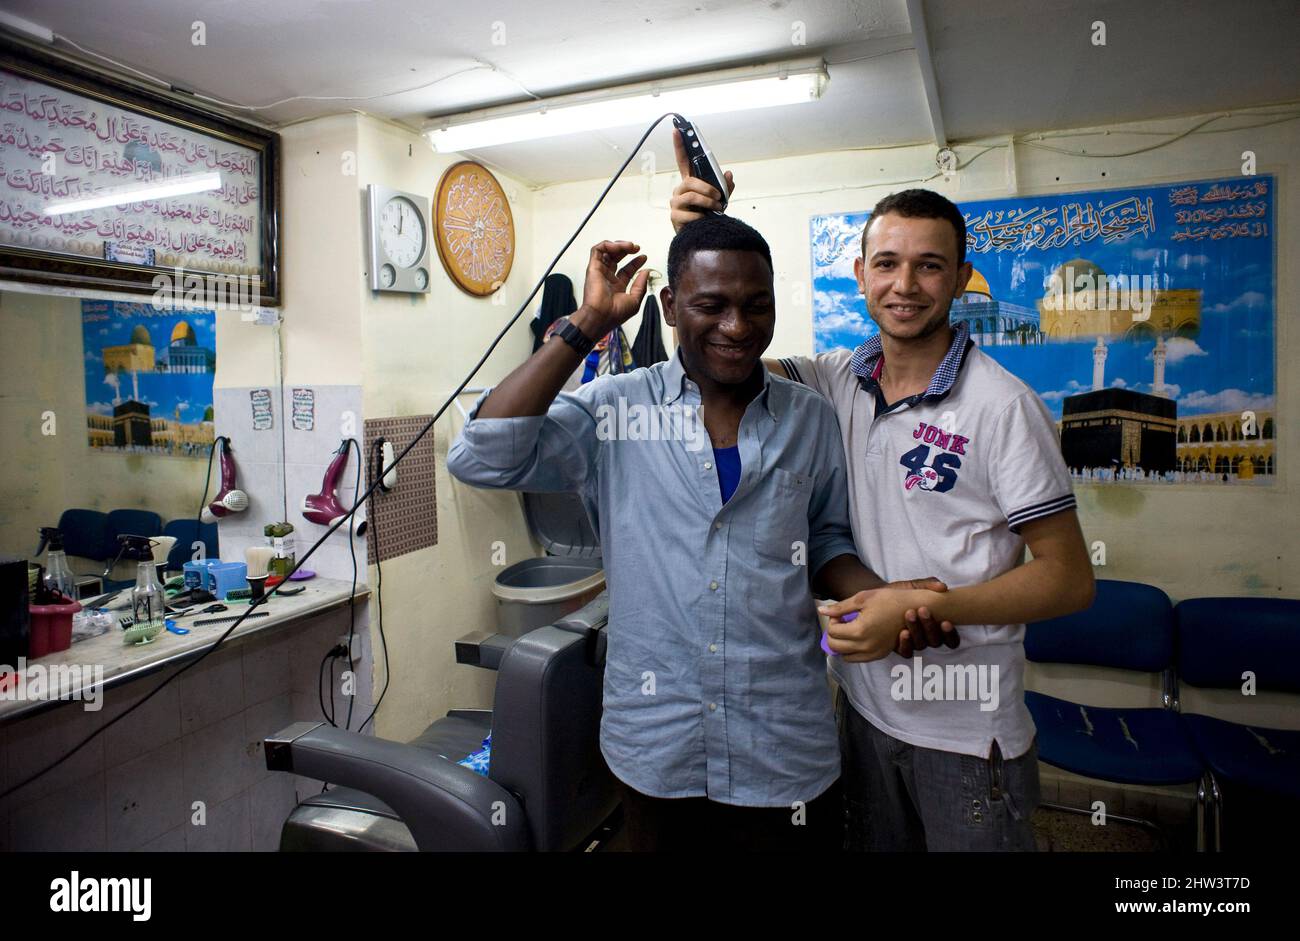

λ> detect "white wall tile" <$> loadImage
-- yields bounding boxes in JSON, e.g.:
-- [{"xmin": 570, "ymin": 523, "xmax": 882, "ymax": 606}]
[
  {"xmin": 248, "ymin": 772, "xmax": 297, "ymax": 851},
  {"xmin": 241, "ymin": 694, "xmax": 292, "ymax": 791},
  {"xmin": 178, "ymin": 645, "xmax": 244, "ymax": 734},
  {"xmin": 3, "ymin": 704, "xmax": 105, "ymax": 807},
  {"xmin": 136, "ymin": 825, "xmax": 186, "ymax": 852},
  {"xmin": 185, "ymin": 791, "xmax": 250, "ymax": 851},
  {"xmin": 9, "ymin": 772, "xmax": 107, "ymax": 851},
  {"xmin": 181, "ymin": 712, "xmax": 247, "ymax": 808},
  {"xmin": 242, "ymin": 630, "xmax": 292, "ymax": 706},
  {"xmin": 106, "ymin": 739, "xmax": 186, "ymax": 851},
  {"xmin": 101, "ymin": 672, "xmax": 182, "ymax": 769}
]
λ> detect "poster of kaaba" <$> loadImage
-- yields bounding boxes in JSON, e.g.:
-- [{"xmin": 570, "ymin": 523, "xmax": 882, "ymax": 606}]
[
  {"xmin": 811, "ymin": 174, "xmax": 1276, "ymax": 485},
  {"xmin": 81, "ymin": 300, "xmax": 216, "ymax": 457}
]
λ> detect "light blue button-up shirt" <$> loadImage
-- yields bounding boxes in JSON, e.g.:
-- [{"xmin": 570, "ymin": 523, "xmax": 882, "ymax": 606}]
[{"xmin": 446, "ymin": 352, "xmax": 857, "ymax": 807}]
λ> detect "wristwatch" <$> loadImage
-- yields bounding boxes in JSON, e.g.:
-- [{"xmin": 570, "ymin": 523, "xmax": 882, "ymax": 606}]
[{"xmin": 551, "ymin": 316, "xmax": 598, "ymax": 358}]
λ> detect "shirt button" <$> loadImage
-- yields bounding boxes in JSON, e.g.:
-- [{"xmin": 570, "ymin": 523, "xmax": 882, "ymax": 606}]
[
  {"xmin": 714, "ymin": 521, "xmax": 722, "ymax": 530},
  {"xmin": 708, "ymin": 703, "xmax": 717, "ymax": 711},
  {"xmin": 709, "ymin": 580, "xmax": 718, "ymax": 590},
  {"xmin": 704, "ymin": 461, "xmax": 713, "ymax": 470},
  {"xmin": 708, "ymin": 643, "xmax": 717, "ymax": 653}
]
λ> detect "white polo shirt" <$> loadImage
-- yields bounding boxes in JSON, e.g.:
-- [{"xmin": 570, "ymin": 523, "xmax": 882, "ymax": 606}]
[{"xmin": 780, "ymin": 323, "xmax": 1076, "ymax": 759}]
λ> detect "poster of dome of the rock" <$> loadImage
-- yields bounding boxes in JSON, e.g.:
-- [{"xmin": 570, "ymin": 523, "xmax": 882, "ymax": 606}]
[
  {"xmin": 81, "ymin": 299, "xmax": 216, "ymax": 457},
  {"xmin": 811, "ymin": 174, "xmax": 1276, "ymax": 485}
]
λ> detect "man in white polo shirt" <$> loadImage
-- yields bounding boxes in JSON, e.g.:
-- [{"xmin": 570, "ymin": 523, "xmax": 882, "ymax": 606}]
[{"xmin": 671, "ymin": 150, "xmax": 1095, "ymax": 850}]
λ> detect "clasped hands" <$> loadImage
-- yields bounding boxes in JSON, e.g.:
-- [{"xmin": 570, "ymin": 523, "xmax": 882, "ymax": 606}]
[{"xmin": 820, "ymin": 578, "xmax": 959, "ymax": 663}]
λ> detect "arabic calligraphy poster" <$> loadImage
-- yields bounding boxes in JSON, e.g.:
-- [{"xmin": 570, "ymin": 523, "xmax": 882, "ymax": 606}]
[
  {"xmin": 81, "ymin": 300, "xmax": 216, "ymax": 457},
  {"xmin": 0, "ymin": 66, "xmax": 262, "ymax": 276},
  {"xmin": 811, "ymin": 174, "xmax": 1276, "ymax": 485}
]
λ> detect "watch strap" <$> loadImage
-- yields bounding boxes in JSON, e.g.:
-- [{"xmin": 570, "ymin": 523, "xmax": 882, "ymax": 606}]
[{"xmin": 554, "ymin": 316, "xmax": 598, "ymax": 358}]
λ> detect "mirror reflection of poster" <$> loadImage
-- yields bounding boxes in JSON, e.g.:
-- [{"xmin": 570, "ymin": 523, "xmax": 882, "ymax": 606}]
[
  {"xmin": 811, "ymin": 174, "xmax": 1276, "ymax": 485},
  {"xmin": 81, "ymin": 300, "xmax": 215, "ymax": 457}
]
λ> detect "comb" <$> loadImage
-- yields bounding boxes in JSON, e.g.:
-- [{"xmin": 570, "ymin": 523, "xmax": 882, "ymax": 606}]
[{"xmin": 193, "ymin": 611, "xmax": 270, "ymax": 627}]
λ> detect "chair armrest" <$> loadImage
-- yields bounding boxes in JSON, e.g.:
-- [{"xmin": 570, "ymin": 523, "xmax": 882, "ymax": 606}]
[{"xmin": 264, "ymin": 722, "xmax": 530, "ymax": 851}]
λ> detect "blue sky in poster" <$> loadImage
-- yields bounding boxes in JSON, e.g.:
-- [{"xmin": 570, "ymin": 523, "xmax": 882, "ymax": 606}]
[
  {"xmin": 81, "ymin": 300, "xmax": 216, "ymax": 424},
  {"xmin": 810, "ymin": 175, "xmax": 1275, "ymax": 419}
]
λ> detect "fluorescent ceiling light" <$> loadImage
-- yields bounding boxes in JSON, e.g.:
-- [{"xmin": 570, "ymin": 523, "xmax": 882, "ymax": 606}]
[
  {"xmin": 426, "ymin": 59, "xmax": 827, "ymax": 152},
  {"xmin": 46, "ymin": 172, "xmax": 223, "ymax": 215}
]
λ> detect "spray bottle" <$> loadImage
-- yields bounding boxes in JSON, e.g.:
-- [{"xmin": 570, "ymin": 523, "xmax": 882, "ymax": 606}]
[
  {"xmin": 36, "ymin": 527, "xmax": 75, "ymax": 601},
  {"xmin": 119, "ymin": 535, "xmax": 165, "ymax": 644}
]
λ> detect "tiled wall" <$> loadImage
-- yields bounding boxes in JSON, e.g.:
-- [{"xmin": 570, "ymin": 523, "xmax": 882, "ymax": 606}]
[
  {"xmin": 0, "ymin": 605, "xmax": 371, "ymax": 851},
  {"xmin": 362, "ymin": 415, "xmax": 438, "ymax": 563},
  {"xmin": 213, "ymin": 384, "xmax": 368, "ymax": 582}
]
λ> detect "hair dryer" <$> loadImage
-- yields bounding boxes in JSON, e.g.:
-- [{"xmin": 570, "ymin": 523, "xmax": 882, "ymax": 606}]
[
  {"xmin": 201, "ymin": 436, "xmax": 250, "ymax": 524},
  {"xmin": 302, "ymin": 439, "xmax": 366, "ymax": 537}
]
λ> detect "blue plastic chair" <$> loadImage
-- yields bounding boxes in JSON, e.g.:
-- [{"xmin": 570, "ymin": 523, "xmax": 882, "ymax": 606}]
[
  {"xmin": 54, "ymin": 508, "xmax": 113, "ymax": 572},
  {"xmin": 162, "ymin": 519, "xmax": 219, "ymax": 574},
  {"xmin": 1176, "ymin": 597, "xmax": 1300, "ymax": 851},
  {"xmin": 1025, "ymin": 579, "xmax": 1211, "ymax": 849}
]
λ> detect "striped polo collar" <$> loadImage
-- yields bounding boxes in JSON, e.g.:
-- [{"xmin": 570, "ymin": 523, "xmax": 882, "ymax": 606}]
[{"xmin": 849, "ymin": 322, "xmax": 974, "ymax": 399}]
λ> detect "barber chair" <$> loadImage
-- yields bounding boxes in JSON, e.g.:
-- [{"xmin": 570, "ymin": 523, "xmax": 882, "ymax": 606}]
[{"xmin": 264, "ymin": 593, "xmax": 619, "ymax": 851}]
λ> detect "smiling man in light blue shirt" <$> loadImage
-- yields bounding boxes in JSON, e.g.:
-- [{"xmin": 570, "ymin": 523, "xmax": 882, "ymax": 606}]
[{"xmin": 447, "ymin": 217, "xmax": 932, "ymax": 851}]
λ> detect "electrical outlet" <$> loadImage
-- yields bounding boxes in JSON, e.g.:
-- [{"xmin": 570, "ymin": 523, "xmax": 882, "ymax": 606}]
[{"xmin": 336, "ymin": 633, "xmax": 362, "ymax": 663}]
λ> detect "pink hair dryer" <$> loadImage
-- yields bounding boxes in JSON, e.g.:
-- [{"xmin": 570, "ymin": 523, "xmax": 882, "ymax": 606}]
[
  {"xmin": 201, "ymin": 437, "xmax": 250, "ymax": 524},
  {"xmin": 302, "ymin": 440, "xmax": 366, "ymax": 537}
]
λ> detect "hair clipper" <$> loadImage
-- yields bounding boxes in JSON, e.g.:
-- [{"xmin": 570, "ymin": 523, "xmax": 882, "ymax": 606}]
[{"xmin": 672, "ymin": 115, "xmax": 728, "ymax": 214}]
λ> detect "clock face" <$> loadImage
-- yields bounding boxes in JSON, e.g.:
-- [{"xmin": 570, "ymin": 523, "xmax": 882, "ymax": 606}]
[{"xmin": 379, "ymin": 196, "xmax": 426, "ymax": 268}]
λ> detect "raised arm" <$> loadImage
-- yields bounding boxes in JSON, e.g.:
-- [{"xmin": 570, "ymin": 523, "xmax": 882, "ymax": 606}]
[
  {"xmin": 669, "ymin": 129, "xmax": 735, "ymax": 233},
  {"xmin": 477, "ymin": 241, "xmax": 649, "ymax": 418}
]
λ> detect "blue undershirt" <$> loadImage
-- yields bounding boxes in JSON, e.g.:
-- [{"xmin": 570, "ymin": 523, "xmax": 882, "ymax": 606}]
[{"xmin": 713, "ymin": 445, "xmax": 742, "ymax": 504}]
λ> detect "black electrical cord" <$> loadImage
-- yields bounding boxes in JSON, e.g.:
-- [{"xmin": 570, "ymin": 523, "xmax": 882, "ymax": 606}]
[
  {"xmin": 0, "ymin": 111, "xmax": 676, "ymax": 802},
  {"xmin": 197, "ymin": 436, "xmax": 219, "ymax": 529},
  {"xmin": 343, "ymin": 437, "xmax": 362, "ymax": 731},
  {"xmin": 359, "ymin": 438, "xmax": 390, "ymax": 735},
  {"xmin": 318, "ymin": 649, "xmax": 338, "ymax": 727}
]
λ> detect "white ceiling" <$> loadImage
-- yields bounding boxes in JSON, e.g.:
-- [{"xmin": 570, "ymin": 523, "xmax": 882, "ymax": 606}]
[{"xmin": 3, "ymin": 0, "xmax": 1297, "ymax": 185}]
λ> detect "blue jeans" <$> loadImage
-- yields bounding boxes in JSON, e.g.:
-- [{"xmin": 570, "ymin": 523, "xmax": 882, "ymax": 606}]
[{"xmin": 836, "ymin": 688, "xmax": 1040, "ymax": 851}]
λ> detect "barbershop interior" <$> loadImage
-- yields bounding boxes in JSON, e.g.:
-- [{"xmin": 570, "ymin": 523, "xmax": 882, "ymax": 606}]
[{"xmin": 0, "ymin": 0, "xmax": 1296, "ymax": 865}]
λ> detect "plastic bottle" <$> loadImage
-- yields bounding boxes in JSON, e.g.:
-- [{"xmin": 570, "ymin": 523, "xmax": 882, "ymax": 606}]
[
  {"xmin": 37, "ymin": 527, "xmax": 75, "ymax": 601},
  {"xmin": 121, "ymin": 535, "xmax": 165, "ymax": 644}
]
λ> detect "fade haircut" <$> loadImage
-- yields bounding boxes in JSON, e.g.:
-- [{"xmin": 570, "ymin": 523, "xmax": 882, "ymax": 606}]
[
  {"xmin": 862, "ymin": 188, "xmax": 967, "ymax": 266},
  {"xmin": 667, "ymin": 214, "xmax": 774, "ymax": 290}
]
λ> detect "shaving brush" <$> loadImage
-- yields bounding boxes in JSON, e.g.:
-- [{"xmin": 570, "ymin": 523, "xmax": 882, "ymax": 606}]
[{"xmin": 244, "ymin": 546, "xmax": 275, "ymax": 600}]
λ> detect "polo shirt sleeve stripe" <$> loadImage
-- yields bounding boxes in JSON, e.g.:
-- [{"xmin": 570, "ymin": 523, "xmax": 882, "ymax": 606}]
[
  {"xmin": 778, "ymin": 357, "xmax": 805, "ymax": 385},
  {"xmin": 1006, "ymin": 494, "xmax": 1077, "ymax": 533}
]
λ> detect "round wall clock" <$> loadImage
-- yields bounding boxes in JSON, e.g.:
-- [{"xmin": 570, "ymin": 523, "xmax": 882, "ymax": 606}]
[{"xmin": 433, "ymin": 161, "xmax": 515, "ymax": 297}]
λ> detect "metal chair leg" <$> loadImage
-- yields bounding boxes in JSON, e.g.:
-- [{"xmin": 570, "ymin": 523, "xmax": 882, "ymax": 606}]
[{"xmin": 1209, "ymin": 774, "xmax": 1223, "ymax": 853}]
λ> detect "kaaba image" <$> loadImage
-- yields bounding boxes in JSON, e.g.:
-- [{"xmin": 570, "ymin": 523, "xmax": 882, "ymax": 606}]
[{"xmin": 1060, "ymin": 387, "xmax": 1177, "ymax": 472}]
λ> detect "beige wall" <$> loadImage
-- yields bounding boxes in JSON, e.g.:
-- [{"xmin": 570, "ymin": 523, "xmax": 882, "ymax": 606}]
[
  {"xmin": 354, "ymin": 115, "xmax": 538, "ymax": 741},
  {"xmin": 219, "ymin": 113, "xmax": 540, "ymax": 742},
  {"xmin": 530, "ymin": 106, "xmax": 1297, "ymax": 603}
]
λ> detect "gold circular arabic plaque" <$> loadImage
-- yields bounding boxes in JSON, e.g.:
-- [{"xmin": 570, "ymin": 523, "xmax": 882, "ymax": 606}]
[{"xmin": 433, "ymin": 161, "xmax": 515, "ymax": 297}]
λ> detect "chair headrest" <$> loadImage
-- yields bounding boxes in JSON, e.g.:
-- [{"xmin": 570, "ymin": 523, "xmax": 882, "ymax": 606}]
[
  {"xmin": 1176, "ymin": 597, "xmax": 1300, "ymax": 692},
  {"xmin": 1025, "ymin": 579, "xmax": 1174, "ymax": 672}
]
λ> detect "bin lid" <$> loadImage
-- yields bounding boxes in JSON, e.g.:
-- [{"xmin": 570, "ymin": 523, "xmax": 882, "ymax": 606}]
[{"xmin": 522, "ymin": 491, "xmax": 601, "ymax": 560}]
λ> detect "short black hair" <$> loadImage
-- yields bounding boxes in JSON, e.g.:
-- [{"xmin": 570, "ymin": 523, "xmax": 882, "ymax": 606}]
[
  {"xmin": 667, "ymin": 214, "xmax": 774, "ymax": 290},
  {"xmin": 862, "ymin": 188, "xmax": 967, "ymax": 266}
]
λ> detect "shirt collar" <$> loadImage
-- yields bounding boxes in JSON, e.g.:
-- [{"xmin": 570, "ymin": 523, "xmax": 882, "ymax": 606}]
[
  {"xmin": 662, "ymin": 349, "xmax": 779, "ymax": 419},
  {"xmin": 849, "ymin": 322, "xmax": 973, "ymax": 400}
]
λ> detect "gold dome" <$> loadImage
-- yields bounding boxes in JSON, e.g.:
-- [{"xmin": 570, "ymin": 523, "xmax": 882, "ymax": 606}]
[
  {"xmin": 170, "ymin": 320, "xmax": 197, "ymax": 345},
  {"xmin": 964, "ymin": 268, "xmax": 992, "ymax": 298}
]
